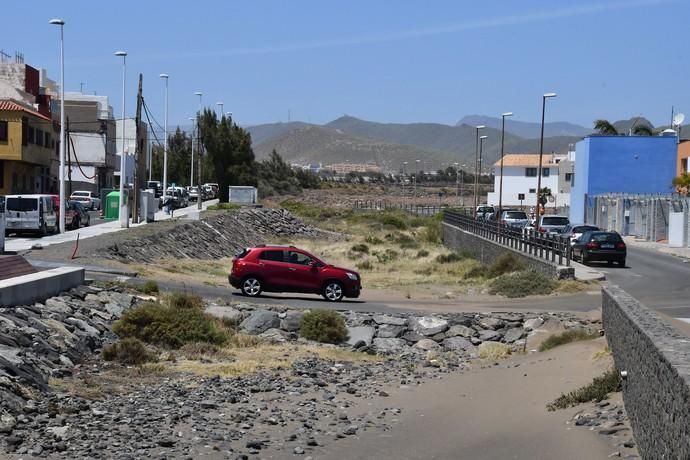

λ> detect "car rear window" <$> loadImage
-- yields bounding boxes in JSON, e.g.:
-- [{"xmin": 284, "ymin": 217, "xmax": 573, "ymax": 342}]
[
  {"xmin": 259, "ymin": 250, "xmax": 284, "ymax": 262},
  {"xmin": 506, "ymin": 211, "xmax": 527, "ymax": 219},
  {"xmin": 573, "ymin": 225, "xmax": 598, "ymax": 233},
  {"xmin": 72, "ymin": 192, "xmax": 88, "ymax": 197},
  {"xmin": 235, "ymin": 248, "xmax": 250, "ymax": 259},
  {"xmin": 542, "ymin": 217, "xmax": 569, "ymax": 226},
  {"xmin": 590, "ymin": 233, "xmax": 622, "ymax": 243},
  {"xmin": 7, "ymin": 197, "xmax": 38, "ymax": 211}
]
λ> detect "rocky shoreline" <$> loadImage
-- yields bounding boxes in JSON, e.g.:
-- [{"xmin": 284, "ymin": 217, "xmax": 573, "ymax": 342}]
[{"xmin": 1, "ymin": 286, "xmax": 611, "ymax": 459}]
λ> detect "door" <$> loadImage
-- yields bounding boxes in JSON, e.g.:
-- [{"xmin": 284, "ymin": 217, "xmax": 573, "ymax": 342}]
[
  {"xmin": 285, "ymin": 250, "xmax": 322, "ymax": 293},
  {"xmin": 42, "ymin": 197, "xmax": 57, "ymax": 230},
  {"xmin": 257, "ymin": 250, "xmax": 289, "ymax": 290}
]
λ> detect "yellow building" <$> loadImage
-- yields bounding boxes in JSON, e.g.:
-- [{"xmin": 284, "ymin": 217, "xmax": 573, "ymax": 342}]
[{"xmin": 0, "ymin": 99, "xmax": 56, "ymax": 195}]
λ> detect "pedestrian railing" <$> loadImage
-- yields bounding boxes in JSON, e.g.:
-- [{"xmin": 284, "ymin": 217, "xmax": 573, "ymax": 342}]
[
  {"xmin": 443, "ymin": 209, "xmax": 571, "ymax": 267},
  {"xmin": 353, "ymin": 200, "xmax": 451, "ymax": 216}
]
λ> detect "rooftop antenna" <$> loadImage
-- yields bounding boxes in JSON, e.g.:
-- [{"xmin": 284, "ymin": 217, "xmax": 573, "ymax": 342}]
[{"xmin": 673, "ymin": 113, "xmax": 685, "ymax": 143}]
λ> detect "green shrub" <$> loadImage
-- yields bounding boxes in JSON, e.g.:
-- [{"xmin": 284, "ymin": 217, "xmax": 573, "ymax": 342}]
[
  {"xmin": 422, "ymin": 216, "xmax": 443, "ymax": 243},
  {"xmin": 207, "ymin": 203, "xmax": 240, "ymax": 211},
  {"xmin": 166, "ymin": 292, "xmax": 204, "ymax": 310},
  {"xmin": 112, "ymin": 300, "xmax": 229, "ymax": 349},
  {"xmin": 140, "ymin": 280, "xmax": 160, "ymax": 295},
  {"xmin": 374, "ymin": 249, "xmax": 399, "ymax": 264},
  {"xmin": 356, "ymin": 260, "xmax": 373, "ymax": 270},
  {"xmin": 364, "ymin": 235, "xmax": 383, "ymax": 245},
  {"xmin": 394, "ymin": 233, "xmax": 419, "ymax": 249},
  {"xmin": 102, "ymin": 338, "xmax": 154, "ymax": 365},
  {"xmin": 299, "ymin": 310, "xmax": 348, "ymax": 344},
  {"xmin": 538, "ymin": 329, "xmax": 600, "ymax": 352},
  {"xmin": 379, "ymin": 213, "xmax": 408, "ymax": 230},
  {"xmin": 547, "ymin": 368, "xmax": 621, "ymax": 411},
  {"xmin": 350, "ymin": 243, "xmax": 370, "ymax": 254},
  {"xmin": 487, "ymin": 253, "xmax": 524, "ymax": 278},
  {"xmin": 489, "ymin": 271, "xmax": 557, "ymax": 298},
  {"xmin": 416, "ymin": 249, "xmax": 430, "ymax": 258},
  {"xmin": 436, "ymin": 252, "xmax": 463, "ymax": 264},
  {"xmin": 464, "ymin": 264, "xmax": 487, "ymax": 279}
]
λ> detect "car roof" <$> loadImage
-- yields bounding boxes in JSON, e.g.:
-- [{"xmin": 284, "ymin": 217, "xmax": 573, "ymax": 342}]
[{"xmin": 541, "ymin": 215, "xmax": 568, "ymax": 219}]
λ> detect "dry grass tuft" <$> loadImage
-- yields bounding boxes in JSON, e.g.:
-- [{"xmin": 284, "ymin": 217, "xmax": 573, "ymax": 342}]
[{"xmin": 478, "ymin": 342, "xmax": 512, "ymax": 360}]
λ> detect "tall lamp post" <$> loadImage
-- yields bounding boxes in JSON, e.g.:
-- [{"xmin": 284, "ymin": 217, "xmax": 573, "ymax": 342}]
[
  {"xmin": 498, "ymin": 112, "xmax": 513, "ymax": 222},
  {"xmin": 536, "ymin": 93, "xmax": 557, "ymax": 216},
  {"xmin": 49, "ymin": 19, "xmax": 66, "ymax": 233},
  {"xmin": 195, "ymin": 92, "xmax": 203, "ymax": 210},
  {"xmin": 216, "ymin": 102, "xmax": 224, "ymax": 118},
  {"xmin": 454, "ymin": 162, "xmax": 459, "ymax": 202},
  {"xmin": 473, "ymin": 125, "xmax": 486, "ymax": 216},
  {"xmin": 478, "ymin": 135, "xmax": 488, "ymax": 209},
  {"xmin": 415, "ymin": 159, "xmax": 420, "ymax": 197},
  {"xmin": 115, "ymin": 50, "xmax": 128, "ymax": 228},
  {"xmin": 160, "ymin": 74, "xmax": 169, "ymax": 200},
  {"xmin": 188, "ymin": 117, "xmax": 196, "ymax": 187}
]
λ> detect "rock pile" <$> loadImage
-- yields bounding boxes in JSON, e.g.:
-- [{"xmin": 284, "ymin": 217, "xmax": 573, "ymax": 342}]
[
  {"xmin": 102, "ymin": 208, "xmax": 336, "ymax": 263},
  {"xmin": 0, "ymin": 286, "xmax": 135, "ymax": 417},
  {"xmin": 571, "ymin": 400, "xmax": 639, "ymax": 458}
]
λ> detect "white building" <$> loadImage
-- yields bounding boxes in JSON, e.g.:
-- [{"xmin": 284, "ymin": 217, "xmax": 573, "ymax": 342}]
[
  {"xmin": 486, "ymin": 153, "xmax": 571, "ymax": 209},
  {"xmin": 115, "ymin": 119, "xmax": 149, "ymax": 187}
]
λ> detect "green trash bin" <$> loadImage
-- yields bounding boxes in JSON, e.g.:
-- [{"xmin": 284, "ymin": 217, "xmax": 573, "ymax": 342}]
[{"xmin": 104, "ymin": 191, "xmax": 121, "ymax": 220}]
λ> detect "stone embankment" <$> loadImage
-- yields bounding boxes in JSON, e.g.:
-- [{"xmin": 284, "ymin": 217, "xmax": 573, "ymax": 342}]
[
  {"xmin": 0, "ymin": 289, "xmax": 602, "ymax": 458},
  {"xmin": 102, "ymin": 208, "xmax": 336, "ymax": 263}
]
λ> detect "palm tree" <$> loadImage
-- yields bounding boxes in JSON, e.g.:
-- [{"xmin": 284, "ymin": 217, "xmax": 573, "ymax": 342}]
[
  {"xmin": 632, "ymin": 125, "xmax": 654, "ymax": 136},
  {"xmin": 594, "ymin": 119, "xmax": 618, "ymax": 135}
]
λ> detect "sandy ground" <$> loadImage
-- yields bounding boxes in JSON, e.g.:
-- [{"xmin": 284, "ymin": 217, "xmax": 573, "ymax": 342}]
[{"xmin": 319, "ymin": 338, "xmax": 634, "ymax": 460}]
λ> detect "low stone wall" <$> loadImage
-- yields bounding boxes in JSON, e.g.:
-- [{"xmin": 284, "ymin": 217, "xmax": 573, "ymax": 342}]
[
  {"xmin": 0, "ymin": 267, "xmax": 85, "ymax": 308},
  {"xmin": 442, "ymin": 222, "xmax": 574, "ymax": 280},
  {"xmin": 602, "ymin": 286, "xmax": 690, "ymax": 458}
]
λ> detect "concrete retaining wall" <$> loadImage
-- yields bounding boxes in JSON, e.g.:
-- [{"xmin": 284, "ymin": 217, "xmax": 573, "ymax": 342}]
[
  {"xmin": 442, "ymin": 222, "xmax": 574, "ymax": 279},
  {"xmin": 0, "ymin": 267, "xmax": 85, "ymax": 307},
  {"xmin": 602, "ymin": 286, "xmax": 690, "ymax": 458}
]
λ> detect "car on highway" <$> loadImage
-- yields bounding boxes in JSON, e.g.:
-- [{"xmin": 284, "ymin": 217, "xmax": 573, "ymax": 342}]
[
  {"xmin": 500, "ymin": 209, "xmax": 530, "ymax": 229},
  {"xmin": 537, "ymin": 215, "xmax": 570, "ymax": 234},
  {"xmin": 571, "ymin": 230, "xmax": 626, "ymax": 266},
  {"xmin": 561, "ymin": 224, "xmax": 600, "ymax": 246},
  {"xmin": 69, "ymin": 191, "xmax": 101, "ymax": 211},
  {"xmin": 66, "ymin": 200, "xmax": 91, "ymax": 228},
  {"xmin": 229, "ymin": 245, "xmax": 361, "ymax": 301}
]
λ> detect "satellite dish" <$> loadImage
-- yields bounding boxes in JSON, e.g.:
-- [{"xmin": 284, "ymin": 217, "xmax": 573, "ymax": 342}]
[{"xmin": 673, "ymin": 113, "xmax": 685, "ymax": 126}]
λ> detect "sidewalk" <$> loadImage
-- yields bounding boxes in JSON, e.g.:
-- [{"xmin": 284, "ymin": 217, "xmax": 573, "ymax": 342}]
[
  {"xmin": 5, "ymin": 199, "xmax": 218, "ymax": 253},
  {"xmin": 571, "ymin": 260, "xmax": 606, "ymax": 281},
  {"xmin": 623, "ymin": 235, "xmax": 690, "ymax": 261}
]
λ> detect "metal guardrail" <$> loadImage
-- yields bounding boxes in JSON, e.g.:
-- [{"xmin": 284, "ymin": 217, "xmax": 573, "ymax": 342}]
[
  {"xmin": 353, "ymin": 200, "xmax": 451, "ymax": 216},
  {"xmin": 443, "ymin": 209, "xmax": 571, "ymax": 267}
]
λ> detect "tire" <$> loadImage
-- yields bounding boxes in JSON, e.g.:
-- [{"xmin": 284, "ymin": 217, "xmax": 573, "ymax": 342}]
[
  {"xmin": 241, "ymin": 276, "xmax": 262, "ymax": 297},
  {"xmin": 618, "ymin": 258, "xmax": 626, "ymax": 267},
  {"xmin": 581, "ymin": 252, "xmax": 589, "ymax": 265},
  {"xmin": 40, "ymin": 223, "xmax": 47, "ymax": 237},
  {"xmin": 85, "ymin": 215, "xmax": 90, "ymax": 227},
  {"xmin": 73, "ymin": 217, "xmax": 80, "ymax": 229},
  {"xmin": 322, "ymin": 281, "xmax": 344, "ymax": 302}
]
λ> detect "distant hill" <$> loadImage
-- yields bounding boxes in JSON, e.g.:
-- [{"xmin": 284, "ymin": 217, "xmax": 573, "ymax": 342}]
[
  {"xmin": 457, "ymin": 115, "xmax": 591, "ymax": 139},
  {"xmin": 247, "ymin": 121, "xmax": 314, "ymax": 145}
]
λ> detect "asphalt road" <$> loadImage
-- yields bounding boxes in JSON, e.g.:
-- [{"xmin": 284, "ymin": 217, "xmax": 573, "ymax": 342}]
[{"xmin": 592, "ymin": 246, "xmax": 690, "ymax": 318}]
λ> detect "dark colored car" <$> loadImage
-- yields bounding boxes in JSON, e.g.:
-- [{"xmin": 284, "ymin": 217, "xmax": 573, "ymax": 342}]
[
  {"xmin": 571, "ymin": 231, "xmax": 626, "ymax": 266},
  {"xmin": 67, "ymin": 200, "xmax": 91, "ymax": 229},
  {"xmin": 229, "ymin": 245, "xmax": 362, "ymax": 301},
  {"xmin": 561, "ymin": 224, "xmax": 600, "ymax": 246}
]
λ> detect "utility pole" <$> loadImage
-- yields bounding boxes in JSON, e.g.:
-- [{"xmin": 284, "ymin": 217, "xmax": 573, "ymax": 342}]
[
  {"xmin": 132, "ymin": 74, "xmax": 143, "ymax": 224},
  {"xmin": 66, "ymin": 117, "xmax": 72, "ymax": 197},
  {"xmin": 197, "ymin": 114, "xmax": 202, "ymax": 210}
]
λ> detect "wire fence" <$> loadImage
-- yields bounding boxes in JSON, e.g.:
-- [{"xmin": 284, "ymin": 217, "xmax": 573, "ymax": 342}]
[
  {"xmin": 443, "ymin": 209, "xmax": 572, "ymax": 267},
  {"xmin": 353, "ymin": 200, "xmax": 452, "ymax": 216}
]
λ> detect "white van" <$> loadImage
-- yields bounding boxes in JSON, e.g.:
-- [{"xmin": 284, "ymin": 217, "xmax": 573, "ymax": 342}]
[{"xmin": 4, "ymin": 195, "xmax": 58, "ymax": 236}]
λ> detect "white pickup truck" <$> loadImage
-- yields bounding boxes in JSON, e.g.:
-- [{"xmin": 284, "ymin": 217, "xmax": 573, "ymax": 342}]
[{"xmin": 69, "ymin": 191, "xmax": 101, "ymax": 211}]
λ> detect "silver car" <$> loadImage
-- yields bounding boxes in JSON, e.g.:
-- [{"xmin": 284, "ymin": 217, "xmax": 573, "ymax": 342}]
[
  {"xmin": 500, "ymin": 210, "xmax": 530, "ymax": 228},
  {"xmin": 538, "ymin": 215, "xmax": 570, "ymax": 234}
]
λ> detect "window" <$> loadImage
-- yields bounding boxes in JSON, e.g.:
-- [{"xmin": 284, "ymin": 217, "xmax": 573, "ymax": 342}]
[
  {"xmin": 259, "ymin": 250, "xmax": 284, "ymax": 262},
  {"xmin": 21, "ymin": 118, "xmax": 28, "ymax": 146},
  {"xmin": 542, "ymin": 168, "xmax": 550, "ymax": 177},
  {"xmin": 528, "ymin": 188, "xmax": 536, "ymax": 193},
  {"xmin": 288, "ymin": 251, "xmax": 312, "ymax": 265},
  {"xmin": 35, "ymin": 129, "xmax": 43, "ymax": 147},
  {"xmin": 45, "ymin": 132, "xmax": 51, "ymax": 147},
  {"xmin": 0, "ymin": 121, "xmax": 7, "ymax": 141},
  {"xmin": 27, "ymin": 125, "xmax": 35, "ymax": 144},
  {"xmin": 525, "ymin": 168, "xmax": 537, "ymax": 177},
  {"xmin": 7, "ymin": 197, "xmax": 38, "ymax": 212}
]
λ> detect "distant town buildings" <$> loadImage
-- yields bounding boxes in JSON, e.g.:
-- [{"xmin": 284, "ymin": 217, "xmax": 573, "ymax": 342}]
[{"xmin": 324, "ymin": 162, "xmax": 381, "ymax": 174}]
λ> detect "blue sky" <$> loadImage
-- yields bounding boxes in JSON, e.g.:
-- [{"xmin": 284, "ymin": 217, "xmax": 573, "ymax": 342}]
[{"xmin": 4, "ymin": 0, "xmax": 689, "ymax": 131}]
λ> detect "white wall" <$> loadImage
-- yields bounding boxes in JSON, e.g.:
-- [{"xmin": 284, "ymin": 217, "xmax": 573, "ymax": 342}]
[{"xmin": 487, "ymin": 165, "xmax": 560, "ymax": 207}]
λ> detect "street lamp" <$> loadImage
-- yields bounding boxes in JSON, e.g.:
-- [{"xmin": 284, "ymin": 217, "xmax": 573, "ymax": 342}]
[
  {"xmin": 194, "ymin": 92, "xmax": 203, "ymax": 210},
  {"xmin": 536, "ymin": 93, "xmax": 557, "ymax": 216},
  {"xmin": 216, "ymin": 102, "xmax": 224, "ymax": 117},
  {"xmin": 49, "ymin": 18, "xmax": 66, "ymax": 234},
  {"xmin": 159, "ymin": 74, "xmax": 169, "ymax": 201},
  {"xmin": 225, "ymin": 111, "xmax": 233, "ymax": 120},
  {"xmin": 188, "ymin": 117, "xmax": 196, "ymax": 187},
  {"xmin": 415, "ymin": 159, "xmax": 420, "ymax": 197},
  {"xmin": 454, "ymin": 162, "xmax": 459, "ymax": 202},
  {"xmin": 115, "ymin": 50, "xmax": 127, "ymax": 228},
  {"xmin": 478, "ymin": 136, "xmax": 488, "ymax": 204},
  {"xmin": 473, "ymin": 125, "xmax": 486, "ymax": 216},
  {"xmin": 402, "ymin": 161, "xmax": 408, "ymax": 201},
  {"xmin": 498, "ymin": 112, "xmax": 513, "ymax": 222}
]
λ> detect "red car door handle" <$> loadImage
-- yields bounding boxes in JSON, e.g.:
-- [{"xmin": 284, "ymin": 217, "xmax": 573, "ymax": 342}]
[
  {"xmin": 288, "ymin": 267, "xmax": 296, "ymax": 271},
  {"xmin": 259, "ymin": 263, "xmax": 265, "ymax": 267}
]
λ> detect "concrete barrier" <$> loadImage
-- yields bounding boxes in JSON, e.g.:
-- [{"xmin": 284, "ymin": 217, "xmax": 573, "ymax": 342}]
[
  {"xmin": 602, "ymin": 286, "xmax": 690, "ymax": 458},
  {"xmin": 443, "ymin": 222, "xmax": 574, "ymax": 279},
  {"xmin": 0, "ymin": 266, "xmax": 85, "ymax": 307}
]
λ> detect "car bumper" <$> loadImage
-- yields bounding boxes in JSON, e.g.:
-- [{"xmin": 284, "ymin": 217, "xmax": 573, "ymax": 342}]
[
  {"xmin": 584, "ymin": 250, "xmax": 626, "ymax": 261},
  {"xmin": 228, "ymin": 274, "xmax": 241, "ymax": 288},
  {"xmin": 344, "ymin": 284, "xmax": 361, "ymax": 298}
]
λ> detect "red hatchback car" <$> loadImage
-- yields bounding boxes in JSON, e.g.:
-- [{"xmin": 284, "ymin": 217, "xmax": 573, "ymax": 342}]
[{"xmin": 229, "ymin": 245, "xmax": 361, "ymax": 301}]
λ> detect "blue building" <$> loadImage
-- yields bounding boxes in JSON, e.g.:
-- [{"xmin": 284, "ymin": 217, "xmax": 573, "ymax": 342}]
[{"xmin": 570, "ymin": 135, "xmax": 678, "ymax": 223}]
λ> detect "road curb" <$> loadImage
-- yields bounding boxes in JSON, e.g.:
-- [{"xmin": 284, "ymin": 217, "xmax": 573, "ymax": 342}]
[{"xmin": 26, "ymin": 259, "xmax": 139, "ymax": 277}]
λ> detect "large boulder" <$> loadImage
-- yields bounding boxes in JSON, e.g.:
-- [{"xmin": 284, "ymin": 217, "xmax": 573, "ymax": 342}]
[
  {"xmin": 372, "ymin": 315, "xmax": 407, "ymax": 326},
  {"xmin": 240, "ymin": 310, "xmax": 280, "ymax": 334},
  {"xmin": 280, "ymin": 311, "xmax": 304, "ymax": 332},
  {"xmin": 414, "ymin": 339, "xmax": 441, "ymax": 351},
  {"xmin": 259, "ymin": 328, "xmax": 289, "ymax": 343},
  {"xmin": 523, "ymin": 317, "xmax": 545, "ymax": 332},
  {"xmin": 445, "ymin": 325, "xmax": 476, "ymax": 338},
  {"xmin": 478, "ymin": 330, "xmax": 502, "ymax": 342},
  {"xmin": 347, "ymin": 326, "xmax": 376, "ymax": 347},
  {"xmin": 442, "ymin": 336, "xmax": 476, "ymax": 354},
  {"xmin": 206, "ymin": 305, "xmax": 246, "ymax": 324},
  {"xmin": 377, "ymin": 324, "xmax": 406, "ymax": 338},
  {"xmin": 410, "ymin": 316, "xmax": 449, "ymax": 336},
  {"xmin": 503, "ymin": 328, "xmax": 526, "ymax": 343},
  {"xmin": 478, "ymin": 317, "xmax": 504, "ymax": 330},
  {"xmin": 372, "ymin": 338, "xmax": 407, "ymax": 354},
  {"xmin": 0, "ymin": 411, "xmax": 16, "ymax": 434}
]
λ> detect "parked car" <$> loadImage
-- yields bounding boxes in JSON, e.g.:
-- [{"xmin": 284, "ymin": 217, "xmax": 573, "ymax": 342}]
[
  {"xmin": 561, "ymin": 224, "xmax": 600, "ymax": 246},
  {"xmin": 571, "ymin": 231, "xmax": 626, "ymax": 266},
  {"xmin": 500, "ymin": 209, "xmax": 530, "ymax": 229},
  {"xmin": 4, "ymin": 195, "xmax": 58, "ymax": 236},
  {"xmin": 187, "ymin": 186, "xmax": 200, "ymax": 202},
  {"xmin": 66, "ymin": 201, "xmax": 91, "ymax": 228},
  {"xmin": 204, "ymin": 183, "xmax": 219, "ymax": 199},
  {"xmin": 229, "ymin": 245, "xmax": 361, "ymax": 301},
  {"xmin": 476, "ymin": 205, "xmax": 495, "ymax": 220},
  {"xmin": 147, "ymin": 181, "xmax": 163, "ymax": 198},
  {"xmin": 165, "ymin": 187, "xmax": 189, "ymax": 208},
  {"xmin": 537, "ymin": 215, "xmax": 570, "ymax": 234},
  {"xmin": 69, "ymin": 191, "xmax": 101, "ymax": 211}
]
